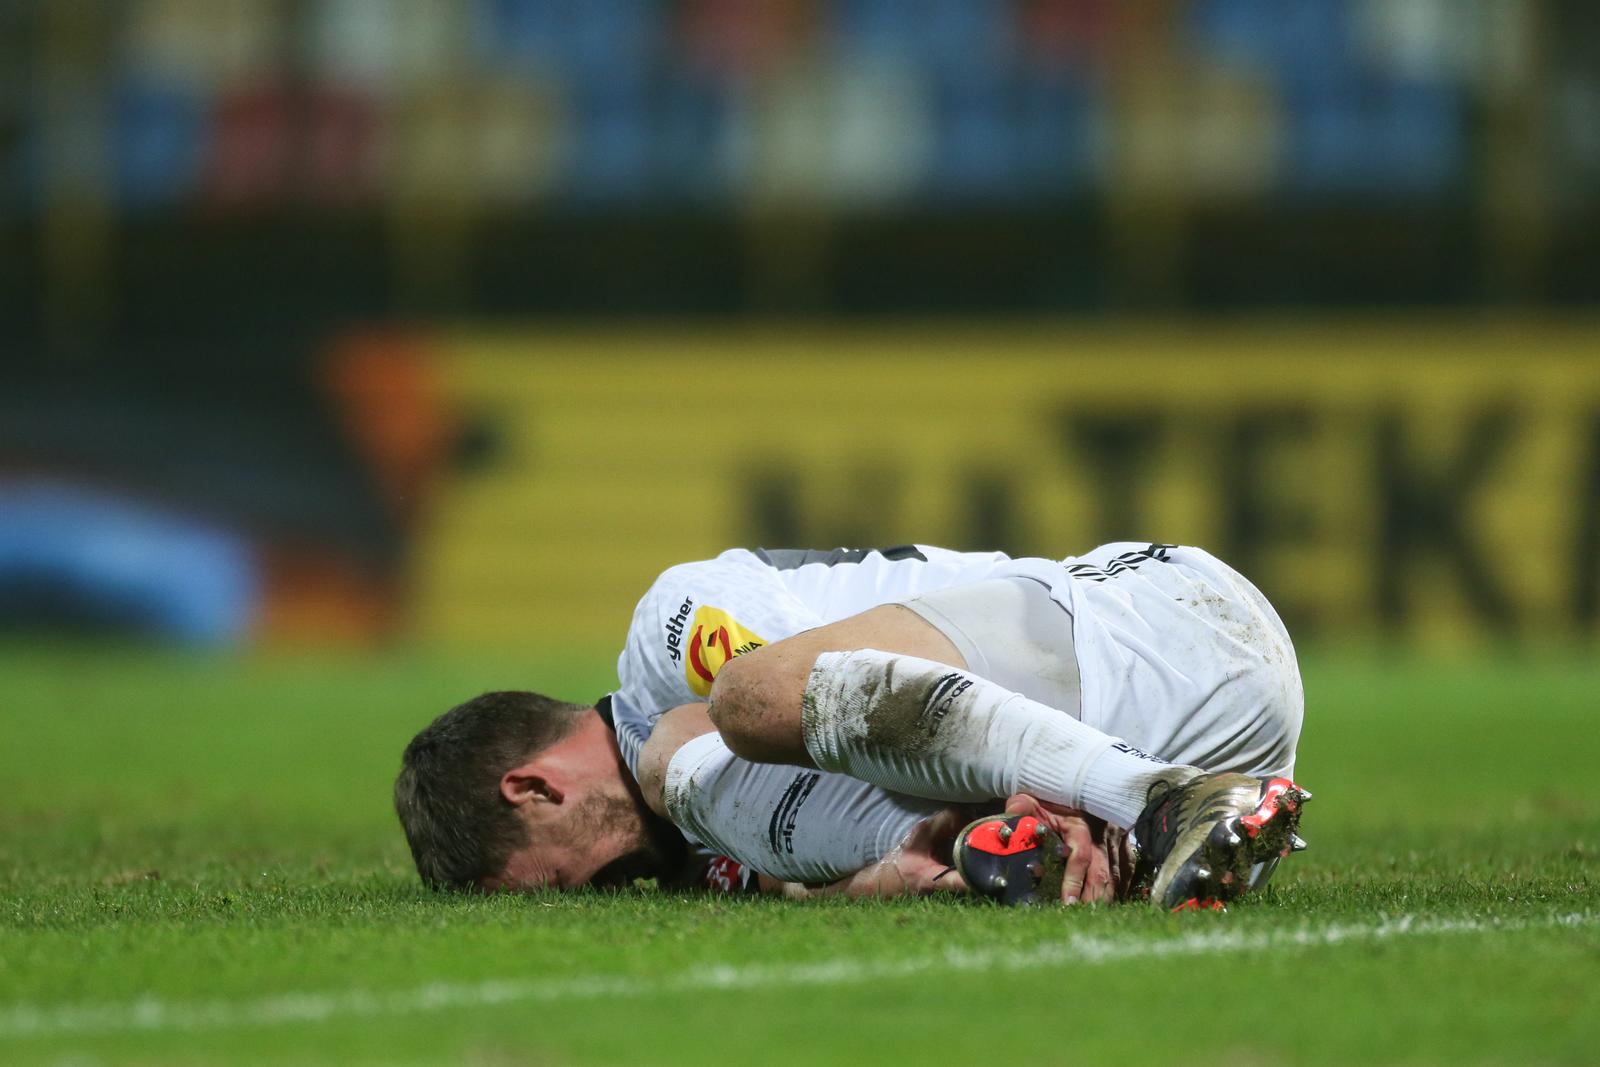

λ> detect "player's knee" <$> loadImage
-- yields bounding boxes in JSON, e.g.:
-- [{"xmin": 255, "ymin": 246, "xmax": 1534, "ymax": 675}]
[
  {"xmin": 705, "ymin": 653, "xmax": 760, "ymax": 751},
  {"xmin": 706, "ymin": 651, "xmax": 788, "ymax": 763}
]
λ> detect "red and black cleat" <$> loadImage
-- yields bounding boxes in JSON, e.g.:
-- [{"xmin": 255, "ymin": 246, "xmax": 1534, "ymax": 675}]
[
  {"xmin": 951, "ymin": 813, "xmax": 1064, "ymax": 906},
  {"xmin": 1133, "ymin": 773, "xmax": 1312, "ymax": 913}
]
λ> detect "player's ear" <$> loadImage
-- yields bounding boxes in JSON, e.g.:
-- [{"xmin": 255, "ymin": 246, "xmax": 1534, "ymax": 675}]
[{"xmin": 500, "ymin": 759, "xmax": 563, "ymax": 808}]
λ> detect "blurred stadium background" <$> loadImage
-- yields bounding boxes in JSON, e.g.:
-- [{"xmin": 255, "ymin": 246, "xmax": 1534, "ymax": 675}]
[{"xmin": 1, "ymin": 0, "xmax": 1597, "ymax": 656}]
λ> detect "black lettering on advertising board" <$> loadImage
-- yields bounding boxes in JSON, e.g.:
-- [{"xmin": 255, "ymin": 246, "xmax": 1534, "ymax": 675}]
[
  {"xmin": 739, "ymin": 401, "xmax": 1598, "ymax": 644},
  {"xmin": 1060, "ymin": 411, "xmax": 1165, "ymax": 542},
  {"xmin": 1374, "ymin": 405, "xmax": 1518, "ymax": 634}
]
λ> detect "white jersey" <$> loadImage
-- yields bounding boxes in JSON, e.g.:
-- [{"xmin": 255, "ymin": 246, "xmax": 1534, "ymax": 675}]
[
  {"xmin": 608, "ymin": 545, "xmax": 1020, "ymax": 777},
  {"xmin": 607, "ymin": 542, "xmax": 1302, "ymax": 884}
]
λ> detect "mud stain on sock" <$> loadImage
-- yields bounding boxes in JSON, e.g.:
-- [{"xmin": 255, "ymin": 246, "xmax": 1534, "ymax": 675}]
[{"xmin": 863, "ymin": 667, "xmax": 974, "ymax": 754}]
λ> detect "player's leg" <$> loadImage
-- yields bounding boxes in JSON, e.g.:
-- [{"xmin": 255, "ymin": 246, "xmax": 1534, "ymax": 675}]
[
  {"xmin": 708, "ymin": 579, "xmax": 1194, "ymax": 829},
  {"xmin": 708, "ymin": 571, "xmax": 1310, "ymax": 909},
  {"xmin": 699, "ymin": 601, "xmax": 966, "ymax": 764},
  {"xmin": 876, "ymin": 573, "xmax": 1308, "ymax": 906}
]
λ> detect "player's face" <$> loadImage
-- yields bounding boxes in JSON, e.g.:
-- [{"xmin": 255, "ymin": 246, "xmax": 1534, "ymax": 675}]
[{"xmin": 488, "ymin": 791, "xmax": 676, "ymax": 892}]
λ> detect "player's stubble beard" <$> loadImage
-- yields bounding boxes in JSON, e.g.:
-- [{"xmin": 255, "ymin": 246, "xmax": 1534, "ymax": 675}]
[{"xmin": 581, "ymin": 790, "xmax": 690, "ymax": 890}]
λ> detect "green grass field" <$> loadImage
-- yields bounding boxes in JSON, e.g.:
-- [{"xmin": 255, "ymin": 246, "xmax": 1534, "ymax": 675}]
[{"xmin": 3, "ymin": 646, "xmax": 1597, "ymax": 1065}]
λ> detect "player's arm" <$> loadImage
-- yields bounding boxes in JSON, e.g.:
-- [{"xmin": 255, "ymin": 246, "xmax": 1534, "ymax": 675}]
[
  {"xmin": 635, "ymin": 702, "xmax": 714, "ymax": 821},
  {"xmin": 635, "ymin": 705, "xmax": 946, "ymax": 896},
  {"xmin": 637, "ymin": 701, "xmax": 962, "ymax": 890}
]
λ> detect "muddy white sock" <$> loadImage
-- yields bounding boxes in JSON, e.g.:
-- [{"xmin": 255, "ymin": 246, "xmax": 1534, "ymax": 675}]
[
  {"xmin": 801, "ymin": 649, "xmax": 1195, "ymax": 827},
  {"xmin": 1076, "ymin": 739, "xmax": 1192, "ymax": 828}
]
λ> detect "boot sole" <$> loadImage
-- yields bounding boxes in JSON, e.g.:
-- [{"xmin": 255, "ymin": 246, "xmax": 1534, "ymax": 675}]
[{"xmin": 951, "ymin": 813, "xmax": 1063, "ymax": 906}]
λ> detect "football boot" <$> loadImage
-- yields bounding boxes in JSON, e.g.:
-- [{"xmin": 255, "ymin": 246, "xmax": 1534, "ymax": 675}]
[
  {"xmin": 1131, "ymin": 772, "xmax": 1311, "ymax": 912},
  {"xmin": 950, "ymin": 812, "xmax": 1065, "ymax": 906}
]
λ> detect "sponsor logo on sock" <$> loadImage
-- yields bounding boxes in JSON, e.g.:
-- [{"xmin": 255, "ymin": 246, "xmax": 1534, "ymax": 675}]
[
  {"xmin": 1111, "ymin": 740, "xmax": 1168, "ymax": 764},
  {"xmin": 768, "ymin": 772, "xmax": 820, "ymax": 855},
  {"xmin": 920, "ymin": 672, "xmax": 973, "ymax": 731}
]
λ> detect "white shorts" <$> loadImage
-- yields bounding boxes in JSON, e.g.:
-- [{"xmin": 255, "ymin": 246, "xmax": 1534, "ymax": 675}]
[
  {"xmin": 900, "ymin": 576, "xmax": 1081, "ymax": 715},
  {"xmin": 907, "ymin": 543, "xmax": 1302, "ymax": 778}
]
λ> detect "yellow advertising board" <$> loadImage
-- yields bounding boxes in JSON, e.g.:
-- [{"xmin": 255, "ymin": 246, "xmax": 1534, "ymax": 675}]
[{"xmin": 412, "ymin": 321, "xmax": 1600, "ymax": 653}]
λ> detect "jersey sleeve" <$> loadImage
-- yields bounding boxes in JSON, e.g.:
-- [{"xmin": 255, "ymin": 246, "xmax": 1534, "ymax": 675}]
[{"xmin": 610, "ymin": 551, "xmax": 825, "ymax": 777}]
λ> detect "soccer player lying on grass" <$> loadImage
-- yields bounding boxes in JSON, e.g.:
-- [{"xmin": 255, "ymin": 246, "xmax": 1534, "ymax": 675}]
[{"xmin": 395, "ymin": 543, "xmax": 1311, "ymax": 911}]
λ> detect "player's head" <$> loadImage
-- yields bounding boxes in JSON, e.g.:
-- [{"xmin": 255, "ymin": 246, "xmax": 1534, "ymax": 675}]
[{"xmin": 394, "ymin": 691, "xmax": 677, "ymax": 892}]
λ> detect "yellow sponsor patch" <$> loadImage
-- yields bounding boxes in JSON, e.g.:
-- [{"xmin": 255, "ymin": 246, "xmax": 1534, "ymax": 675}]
[{"xmin": 684, "ymin": 605, "xmax": 766, "ymax": 697}]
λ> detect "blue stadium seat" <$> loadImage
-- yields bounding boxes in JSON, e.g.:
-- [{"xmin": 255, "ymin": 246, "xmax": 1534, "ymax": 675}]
[{"xmin": 113, "ymin": 81, "xmax": 205, "ymax": 210}]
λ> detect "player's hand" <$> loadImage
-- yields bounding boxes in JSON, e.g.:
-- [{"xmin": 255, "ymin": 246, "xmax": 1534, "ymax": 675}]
[{"xmin": 1003, "ymin": 793, "xmax": 1125, "ymax": 905}]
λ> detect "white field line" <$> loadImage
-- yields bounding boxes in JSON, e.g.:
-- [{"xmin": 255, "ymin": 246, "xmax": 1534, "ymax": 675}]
[{"xmin": 1, "ymin": 911, "xmax": 1593, "ymax": 1041}]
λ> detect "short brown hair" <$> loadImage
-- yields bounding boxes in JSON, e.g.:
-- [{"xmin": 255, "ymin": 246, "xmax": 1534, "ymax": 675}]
[{"xmin": 394, "ymin": 691, "xmax": 585, "ymax": 890}]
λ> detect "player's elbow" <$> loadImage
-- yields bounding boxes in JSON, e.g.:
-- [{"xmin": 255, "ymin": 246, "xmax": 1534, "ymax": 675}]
[{"xmin": 706, "ymin": 651, "xmax": 789, "ymax": 764}]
